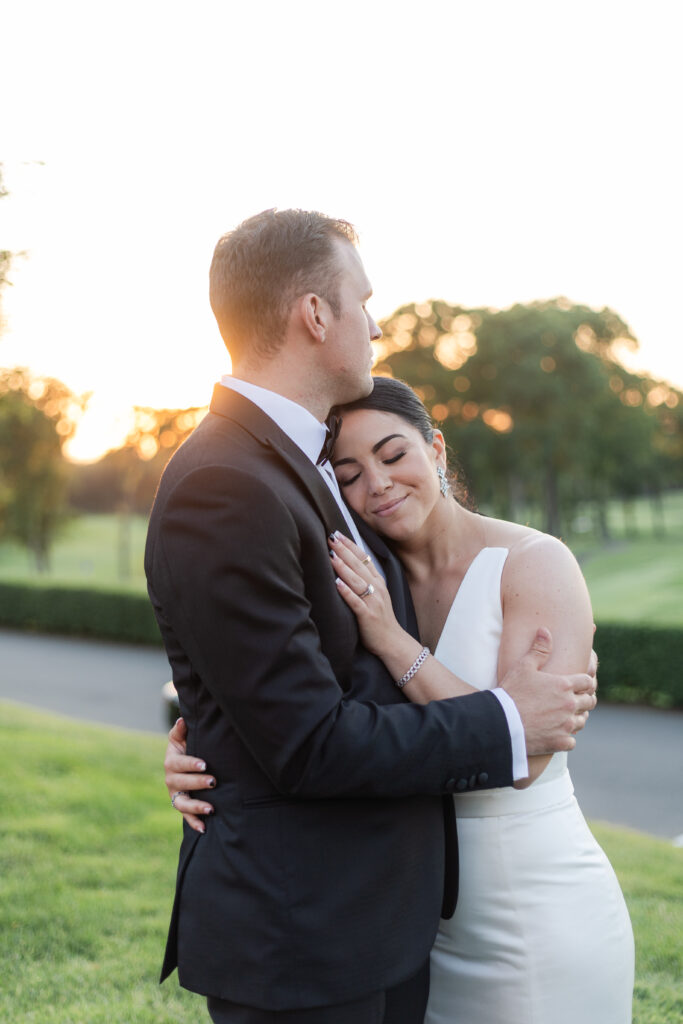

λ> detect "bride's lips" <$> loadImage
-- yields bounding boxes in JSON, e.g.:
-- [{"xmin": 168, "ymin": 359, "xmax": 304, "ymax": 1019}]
[{"xmin": 371, "ymin": 496, "xmax": 407, "ymax": 517}]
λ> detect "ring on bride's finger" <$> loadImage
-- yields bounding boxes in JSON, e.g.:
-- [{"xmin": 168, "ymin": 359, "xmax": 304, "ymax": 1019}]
[
  {"xmin": 361, "ymin": 555, "xmax": 372, "ymax": 565},
  {"xmin": 171, "ymin": 790, "xmax": 188, "ymax": 808},
  {"xmin": 360, "ymin": 584, "xmax": 375, "ymax": 598}
]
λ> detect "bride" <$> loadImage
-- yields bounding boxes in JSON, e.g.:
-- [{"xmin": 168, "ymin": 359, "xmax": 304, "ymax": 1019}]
[{"xmin": 166, "ymin": 376, "xmax": 634, "ymax": 1022}]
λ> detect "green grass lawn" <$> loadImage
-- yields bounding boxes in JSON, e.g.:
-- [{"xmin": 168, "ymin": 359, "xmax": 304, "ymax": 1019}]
[
  {"xmin": 0, "ymin": 702, "xmax": 198, "ymax": 1024},
  {"xmin": 1, "ymin": 702, "xmax": 681, "ymax": 1023},
  {"xmin": 0, "ymin": 514, "xmax": 148, "ymax": 593},
  {"xmin": 572, "ymin": 490, "xmax": 683, "ymax": 627},
  {"xmin": 580, "ymin": 540, "xmax": 683, "ymax": 626}
]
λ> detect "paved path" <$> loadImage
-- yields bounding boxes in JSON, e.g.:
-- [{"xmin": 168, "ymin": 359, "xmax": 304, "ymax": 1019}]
[
  {"xmin": 1, "ymin": 629, "xmax": 682, "ymax": 842},
  {"xmin": 0, "ymin": 628, "xmax": 173, "ymax": 734},
  {"xmin": 566, "ymin": 704, "xmax": 683, "ymax": 842}
]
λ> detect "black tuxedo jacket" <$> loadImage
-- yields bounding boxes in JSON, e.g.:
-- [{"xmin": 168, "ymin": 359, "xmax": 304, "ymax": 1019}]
[{"xmin": 145, "ymin": 385, "xmax": 513, "ymax": 1011}]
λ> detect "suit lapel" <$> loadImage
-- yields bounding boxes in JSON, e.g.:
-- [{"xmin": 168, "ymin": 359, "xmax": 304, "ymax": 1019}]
[{"xmin": 209, "ymin": 385, "xmax": 350, "ymax": 538}]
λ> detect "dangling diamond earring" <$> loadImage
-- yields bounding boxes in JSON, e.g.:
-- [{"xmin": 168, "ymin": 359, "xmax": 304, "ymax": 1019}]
[{"xmin": 437, "ymin": 466, "xmax": 450, "ymax": 498}]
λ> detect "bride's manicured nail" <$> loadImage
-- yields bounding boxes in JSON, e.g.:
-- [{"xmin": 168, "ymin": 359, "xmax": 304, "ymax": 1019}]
[
  {"xmin": 196, "ymin": 761, "xmax": 206, "ymax": 771},
  {"xmin": 328, "ymin": 533, "xmax": 337, "ymax": 543},
  {"xmin": 329, "ymin": 550, "xmax": 336, "ymax": 558},
  {"xmin": 208, "ymin": 778, "xmax": 216, "ymax": 788}
]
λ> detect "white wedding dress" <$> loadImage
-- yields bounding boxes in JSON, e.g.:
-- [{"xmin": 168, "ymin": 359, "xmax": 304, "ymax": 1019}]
[{"xmin": 424, "ymin": 548, "xmax": 634, "ymax": 1024}]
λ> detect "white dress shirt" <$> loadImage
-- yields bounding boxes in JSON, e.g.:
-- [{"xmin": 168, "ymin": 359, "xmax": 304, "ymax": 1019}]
[{"xmin": 219, "ymin": 375, "xmax": 528, "ymax": 780}]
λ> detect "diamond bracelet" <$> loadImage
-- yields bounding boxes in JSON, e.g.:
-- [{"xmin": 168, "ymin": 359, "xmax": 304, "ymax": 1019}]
[{"xmin": 396, "ymin": 646, "xmax": 431, "ymax": 690}]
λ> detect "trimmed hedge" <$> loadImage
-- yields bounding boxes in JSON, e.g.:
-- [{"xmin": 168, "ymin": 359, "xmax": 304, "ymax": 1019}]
[
  {"xmin": 0, "ymin": 582, "xmax": 681, "ymax": 708},
  {"xmin": 593, "ymin": 623, "xmax": 683, "ymax": 709},
  {"xmin": 0, "ymin": 581, "xmax": 161, "ymax": 645}
]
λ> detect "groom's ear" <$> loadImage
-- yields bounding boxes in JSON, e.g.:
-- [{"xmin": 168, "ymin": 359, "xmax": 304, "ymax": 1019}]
[{"xmin": 297, "ymin": 292, "xmax": 329, "ymax": 345}]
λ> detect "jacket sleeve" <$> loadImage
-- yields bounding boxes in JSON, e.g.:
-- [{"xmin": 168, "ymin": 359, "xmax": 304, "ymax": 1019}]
[{"xmin": 151, "ymin": 463, "xmax": 513, "ymax": 798}]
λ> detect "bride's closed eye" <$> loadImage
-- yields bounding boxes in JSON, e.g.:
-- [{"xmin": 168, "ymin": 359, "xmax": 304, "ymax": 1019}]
[
  {"xmin": 337, "ymin": 450, "xmax": 407, "ymax": 489},
  {"xmin": 337, "ymin": 471, "xmax": 361, "ymax": 488}
]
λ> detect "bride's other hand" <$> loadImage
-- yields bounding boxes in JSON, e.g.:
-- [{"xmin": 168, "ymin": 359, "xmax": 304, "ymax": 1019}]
[
  {"xmin": 328, "ymin": 532, "xmax": 404, "ymax": 657},
  {"xmin": 164, "ymin": 716, "xmax": 215, "ymax": 834}
]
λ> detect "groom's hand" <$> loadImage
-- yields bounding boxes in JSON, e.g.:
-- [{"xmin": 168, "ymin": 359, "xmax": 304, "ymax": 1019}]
[
  {"xmin": 500, "ymin": 628, "xmax": 598, "ymax": 756},
  {"xmin": 164, "ymin": 717, "xmax": 215, "ymax": 833}
]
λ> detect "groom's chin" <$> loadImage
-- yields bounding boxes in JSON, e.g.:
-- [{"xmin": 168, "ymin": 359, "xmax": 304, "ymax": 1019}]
[
  {"xmin": 333, "ymin": 374, "xmax": 374, "ymax": 408},
  {"xmin": 360, "ymin": 374, "xmax": 375, "ymax": 399},
  {"xmin": 355, "ymin": 369, "xmax": 376, "ymax": 400}
]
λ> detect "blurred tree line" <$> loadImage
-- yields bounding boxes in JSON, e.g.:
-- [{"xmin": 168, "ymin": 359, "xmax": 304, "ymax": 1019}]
[
  {"xmin": 0, "ymin": 381, "xmax": 204, "ymax": 572},
  {"xmin": 67, "ymin": 406, "xmax": 205, "ymax": 515},
  {"xmin": 63, "ymin": 299, "xmax": 679, "ymax": 544},
  {"xmin": 68, "ymin": 406, "xmax": 205, "ymax": 580},
  {"xmin": 1, "ymin": 150, "xmax": 681, "ymax": 573},
  {"xmin": 1, "ymin": 299, "xmax": 681, "ymax": 572},
  {"xmin": 372, "ymin": 299, "xmax": 682, "ymax": 538},
  {"xmin": 5, "ymin": 293, "xmax": 679, "ymax": 574}
]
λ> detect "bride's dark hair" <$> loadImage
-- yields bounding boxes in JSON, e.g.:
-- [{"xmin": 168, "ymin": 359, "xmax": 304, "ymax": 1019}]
[{"xmin": 330, "ymin": 376, "xmax": 473, "ymax": 508}]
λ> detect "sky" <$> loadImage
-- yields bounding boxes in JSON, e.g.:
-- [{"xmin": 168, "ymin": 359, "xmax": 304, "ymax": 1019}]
[{"xmin": 1, "ymin": 0, "xmax": 682, "ymax": 459}]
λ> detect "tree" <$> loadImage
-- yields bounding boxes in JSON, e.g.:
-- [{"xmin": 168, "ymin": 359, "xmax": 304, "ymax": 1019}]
[
  {"xmin": 0, "ymin": 172, "xmax": 88, "ymax": 570},
  {"xmin": 67, "ymin": 404, "xmax": 206, "ymax": 579},
  {"xmin": 0, "ymin": 369, "xmax": 85, "ymax": 570},
  {"xmin": 115, "ymin": 405, "xmax": 205, "ymax": 578},
  {"xmin": 69, "ymin": 405, "xmax": 206, "ymax": 514},
  {"xmin": 375, "ymin": 298, "xmax": 680, "ymax": 537}
]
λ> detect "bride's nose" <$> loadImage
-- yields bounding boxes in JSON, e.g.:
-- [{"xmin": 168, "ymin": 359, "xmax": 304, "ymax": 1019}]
[{"xmin": 366, "ymin": 466, "xmax": 392, "ymax": 495}]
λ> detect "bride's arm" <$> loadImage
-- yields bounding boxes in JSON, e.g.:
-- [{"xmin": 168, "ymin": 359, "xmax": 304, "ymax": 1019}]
[
  {"xmin": 328, "ymin": 534, "xmax": 477, "ymax": 700},
  {"xmin": 498, "ymin": 533, "xmax": 595, "ymax": 786},
  {"xmin": 330, "ymin": 531, "xmax": 596, "ymax": 779}
]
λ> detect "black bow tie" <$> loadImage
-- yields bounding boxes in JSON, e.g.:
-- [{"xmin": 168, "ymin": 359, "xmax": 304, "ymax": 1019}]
[{"xmin": 317, "ymin": 415, "xmax": 342, "ymax": 466}]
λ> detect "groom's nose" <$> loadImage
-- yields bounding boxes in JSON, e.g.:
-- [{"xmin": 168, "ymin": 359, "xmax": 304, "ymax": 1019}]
[{"xmin": 367, "ymin": 312, "xmax": 382, "ymax": 341}]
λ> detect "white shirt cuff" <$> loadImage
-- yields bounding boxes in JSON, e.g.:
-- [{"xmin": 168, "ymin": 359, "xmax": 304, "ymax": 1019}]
[{"xmin": 491, "ymin": 687, "xmax": 528, "ymax": 781}]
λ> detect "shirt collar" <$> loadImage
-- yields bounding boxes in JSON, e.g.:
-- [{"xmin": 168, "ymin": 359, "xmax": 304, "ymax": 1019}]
[{"xmin": 220, "ymin": 376, "xmax": 328, "ymax": 465}]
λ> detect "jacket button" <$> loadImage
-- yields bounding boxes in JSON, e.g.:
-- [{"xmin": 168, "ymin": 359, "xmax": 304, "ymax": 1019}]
[
  {"xmin": 468, "ymin": 775, "xmax": 477, "ymax": 789},
  {"xmin": 445, "ymin": 778, "xmax": 457, "ymax": 793},
  {"xmin": 478, "ymin": 772, "xmax": 489, "ymax": 785},
  {"xmin": 456, "ymin": 778, "xmax": 468, "ymax": 792}
]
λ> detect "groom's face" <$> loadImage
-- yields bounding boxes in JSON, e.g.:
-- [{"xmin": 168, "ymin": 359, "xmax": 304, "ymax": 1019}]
[{"xmin": 323, "ymin": 240, "xmax": 382, "ymax": 405}]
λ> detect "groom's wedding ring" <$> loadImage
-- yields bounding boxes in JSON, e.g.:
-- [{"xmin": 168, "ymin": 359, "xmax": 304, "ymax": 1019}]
[
  {"xmin": 361, "ymin": 555, "xmax": 372, "ymax": 565},
  {"xmin": 171, "ymin": 790, "xmax": 188, "ymax": 808},
  {"xmin": 360, "ymin": 584, "xmax": 375, "ymax": 598}
]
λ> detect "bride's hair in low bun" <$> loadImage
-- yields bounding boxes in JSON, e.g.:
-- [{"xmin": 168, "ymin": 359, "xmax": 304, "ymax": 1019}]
[{"xmin": 331, "ymin": 376, "xmax": 473, "ymax": 509}]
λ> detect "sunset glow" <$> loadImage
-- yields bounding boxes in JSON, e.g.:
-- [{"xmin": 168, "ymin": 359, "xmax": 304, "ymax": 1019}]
[{"xmin": 2, "ymin": 2, "xmax": 681, "ymax": 461}]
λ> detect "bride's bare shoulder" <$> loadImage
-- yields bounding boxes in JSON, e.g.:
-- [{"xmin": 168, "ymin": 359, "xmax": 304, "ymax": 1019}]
[
  {"xmin": 479, "ymin": 515, "xmax": 543, "ymax": 549},
  {"xmin": 479, "ymin": 516, "xmax": 580, "ymax": 579}
]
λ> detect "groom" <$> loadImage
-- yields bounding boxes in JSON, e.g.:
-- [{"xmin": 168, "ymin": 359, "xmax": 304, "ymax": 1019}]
[{"xmin": 146, "ymin": 209, "xmax": 595, "ymax": 1024}]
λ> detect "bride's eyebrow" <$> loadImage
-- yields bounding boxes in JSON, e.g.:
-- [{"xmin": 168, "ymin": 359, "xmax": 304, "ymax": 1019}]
[{"xmin": 332, "ymin": 434, "xmax": 406, "ymax": 468}]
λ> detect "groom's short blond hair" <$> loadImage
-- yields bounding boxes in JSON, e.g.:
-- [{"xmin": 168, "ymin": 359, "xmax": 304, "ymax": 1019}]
[{"xmin": 209, "ymin": 208, "xmax": 357, "ymax": 362}]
